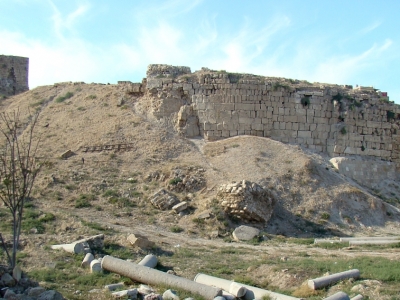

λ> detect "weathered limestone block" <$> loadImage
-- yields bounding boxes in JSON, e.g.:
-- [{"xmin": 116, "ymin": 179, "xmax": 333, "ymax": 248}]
[
  {"xmin": 217, "ymin": 180, "xmax": 275, "ymax": 223},
  {"xmin": 232, "ymin": 225, "xmax": 260, "ymax": 241},
  {"xmin": 127, "ymin": 233, "xmax": 155, "ymax": 249},
  {"xmin": 150, "ymin": 189, "xmax": 179, "ymax": 210}
]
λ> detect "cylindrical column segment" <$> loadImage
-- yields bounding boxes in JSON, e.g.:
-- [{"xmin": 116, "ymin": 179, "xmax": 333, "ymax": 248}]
[{"xmin": 101, "ymin": 256, "xmax": 222, "ymax": 299}]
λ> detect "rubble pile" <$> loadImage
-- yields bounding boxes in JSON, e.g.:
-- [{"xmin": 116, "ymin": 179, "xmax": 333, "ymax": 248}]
[{"xmin": 217, "ymin": 180, "xmax": 275, "ymax": 223}]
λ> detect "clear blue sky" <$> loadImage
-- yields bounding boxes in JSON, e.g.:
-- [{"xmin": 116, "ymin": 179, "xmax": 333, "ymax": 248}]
[{"xmin": 1, "ymin": 0, "xmax": 399, "ymax": 103}]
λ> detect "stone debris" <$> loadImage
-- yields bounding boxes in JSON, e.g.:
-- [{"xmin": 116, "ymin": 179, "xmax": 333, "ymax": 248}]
[
  {"xmin": 150, "ymin": 189, "xmax": 179, "ymax": 210},
  {"xmin": 163, "ymin": 289, "xmax": 180, "ymax": 300},
  {"xmin": 127, "ymin": 233, "xmax": 155, "ymax": 249},
  {"xmin": 112, "ymin": 288, "xmax": 138, "ymax": 298},
  {"xmin": 104, "ymin": 282, "xmax": 125, "ymax": 291},
  {"xmin": 217, "ymin": 180, "xmax": 275, "ymax": 223},
  {"xmin": 232, "ymin": 225, "xmax": 260, "ymax": 241},
  {"xmin": 144, "ymin": 293, "xmax": 162, "ymax": 300},
  {"xmin": 172, "ymin": 201, "xmax": 188, "ymax": 213},
  {"xmin": 60, "ymin": 150, "xmax": 74, "ymax": 159}
]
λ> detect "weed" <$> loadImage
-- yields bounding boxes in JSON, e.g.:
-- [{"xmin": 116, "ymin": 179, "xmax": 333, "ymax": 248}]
[
  {"xmin": 30, "ymin": 99, "xmax": 45, "ymax": 107},
  {"xmin": 108, "ymin": 197, "xmax": 135, "ymax": 208},
  {"xmin": 320, "ymin": 212, "xmax": 330, "ymax": 220},
  {"xmin": 77, "ymin": 106, "xmax": 85, "ymax": 111},
  {"xmin": 81, "ymin": 220, "xmax": 114, "ymax": 233},
  {"xmin": 272, "ymin": 82, "xmax": 289, "ymax": 91},
  {"xmin": 340, "ymin": 127, "xmax": 347, "ymax": 135},
  {"xmin": 331, "ymin": 93, "xmax": 343, "ymax": 102},
  {"xmin": 170, "ymin": 226, "xmax": 184, "ymax": 233},
  {"xmin": 75, "ymin": 198, "xmax": 91, "ymax": 208},
  {"xmin": 103, "ymin": 189, "xmax": 119, "ymax": 198},
  {"xmin": 169, "ymin": 178, "xmax": 182, "ymax": 185},
  {"xmin": 55, "ymin": 92, "xmax": 74, "ymax": 103}
]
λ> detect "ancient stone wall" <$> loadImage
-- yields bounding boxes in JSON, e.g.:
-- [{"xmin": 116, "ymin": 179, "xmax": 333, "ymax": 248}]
[
  {"xmin": 0, "ymin": 55, "xmax": 29, "ymax": 96},
  {"xmin": 138, "ymin": 64, "xmax": 400, "ymax": 164}
]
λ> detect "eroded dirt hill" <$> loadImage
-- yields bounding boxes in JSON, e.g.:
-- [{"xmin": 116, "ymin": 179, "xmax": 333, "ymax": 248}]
[{"xmin": 1, "ymin": 82, "xmax": 399, "ymax": 239}]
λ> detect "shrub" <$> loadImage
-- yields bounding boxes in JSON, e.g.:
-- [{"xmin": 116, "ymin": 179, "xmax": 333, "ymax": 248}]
[
  {"xmin": 103, "ymin": 189, "xmax": 119, "ymax": 198},
  {"xmin": 320, "ymin": 212, "xmax": 330, "ymax": 220},
  {"xmin": 55, "ymin": 92, "xmax": 74, "ymax": 103},
  {"xmin": 169, "ymin": 178, "xmax": 182, "ymax": 185},
  {"xmin": 170, "ymin": 226, "xmax": 184, "ymax": 233},
  {"xmin": 75, "ymin": 199, "xmax": 91, "ymax": 208}
]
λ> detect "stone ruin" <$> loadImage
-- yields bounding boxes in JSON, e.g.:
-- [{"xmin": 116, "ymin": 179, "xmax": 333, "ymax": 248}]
[
  {"xmin": 138, "ymin": 64, "xmax": 400, "ymax": 164},
  {"xmin": 0, "ymin": 55, "xmax": 29, "ymax": 97},
  {"xmin": 217, "ymin": 180, "xmax": 275, "ymax": 223}
]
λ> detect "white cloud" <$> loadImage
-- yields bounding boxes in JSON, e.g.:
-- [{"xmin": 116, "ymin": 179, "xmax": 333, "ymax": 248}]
[
  {"xmin": 311, "ymin": 39, "xmax": 393, "ymax": 84},
  {"xmin": 359, "ymin": 21, "xmax": 382, "ymax": 34},
  {"xmin": 48, "ymin": 0, "xmax": 90, "ymax": 40}
]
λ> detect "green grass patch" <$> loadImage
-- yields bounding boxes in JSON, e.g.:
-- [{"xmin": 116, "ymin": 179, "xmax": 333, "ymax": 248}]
[{"xmin": 108, "ymin": 197, "xmax": 136, "ymax": 208}]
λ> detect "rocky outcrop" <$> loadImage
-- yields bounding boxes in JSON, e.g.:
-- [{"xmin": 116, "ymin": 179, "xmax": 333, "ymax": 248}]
[
  {"xmin": 217, "ymin": 180, "xmax": 275, "ymax": 223},
  {"xmin": 0, "ymin": 265, "xmax": 64, "ymax": 300}
]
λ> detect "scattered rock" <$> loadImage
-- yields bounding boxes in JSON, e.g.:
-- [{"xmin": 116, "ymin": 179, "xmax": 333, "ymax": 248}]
[
  {"xmin": 112, "ymin": 288, "xmax": 138, "ymax": 298},
  {"xmin": 1, "ymin": 273, "xmax": 16, "ymax": 287},
  {"xmin": 60, "ymin": 150, "xmax": 74, "ymax": 159},
  {"xmin": 197, "ymin": 209, "xmax": 212, "ymax": 219},
  {"xmin": 12, "ymin": 265, "xmax": 21, "ymax": 282},
  {"xmin": 163, "ymin": 289, "xmax": 180, "ymax": 300},
  {"xmin": 28, "ymin": 287, "xmax": 46, "ymax": 298},
  {"xmin": 127, "ymin": 233, "xmax": 155, "ymax": 249},
  {"xmin": 138, "ymin": 285, "xmax": 154, "ymax": 295},
  {"xmin": 37, "ymin": 290, "xmax": 64, "ymax": 300},
  {"xmin": 232, "ymin": 225, "xmax": 260, "ymax": 241},
  {"xmin": 144, "ymin": 293, "xmax": 162, "ymax": 300},
  {"xmin": 172, "ymin": 201, "xmax": 188, "ymax": 213}
]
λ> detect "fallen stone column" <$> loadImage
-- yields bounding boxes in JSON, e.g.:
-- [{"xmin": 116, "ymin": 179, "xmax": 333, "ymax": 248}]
[
  {"xmin": 81, "ymin": 253, "xmax": 94, "ymax": 268},
  {"xmin": 348, "ymin": 240, "xmax": 400, "ymax": 246},
  {"xmin": 340, "ymin": 237, "xmax": 399, "ymax": 242},
  {"xmin": 101, "ymin": 256, "xmax": 222, "ymax": 299},
  {"xmin": 350, "ymin": 294, "xmax": 363, "ymax": 300},
  {"xmin": 51, "ymin": 241, "xmax": 90, "ymax": 254},
  {"xmin": 194, "ymin": 273, "xmax": 247, "ymax": 297},
  {"xmin": 323, "ymin": 291, "xmax": 350, "ymax": 300},
  {"xmin": 90, "ymin": 259, "xmax": 102, "ymax": 273},
  {"xmin": 308, "ymin": 269, "xmax": 360, "ymax": 290},
  {"xmin": 240, "ymin": 283, "xmax": 302, "ymax": 300},
  {"xmin": 314, "ymin": 239, "xmax": 342, "ymax": 244},
  {"xmin": 194, "ymin": 273, "xmax": 302, "ymax": 300},
  {"xmin": 138, "ymin": 254, "xmax": 158, "ymax": 268}
]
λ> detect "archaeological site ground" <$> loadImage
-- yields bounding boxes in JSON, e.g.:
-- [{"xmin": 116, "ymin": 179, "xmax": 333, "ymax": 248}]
[{"xmin": 0, "ymin": 57, "xmax": 400, "ymax": 299}]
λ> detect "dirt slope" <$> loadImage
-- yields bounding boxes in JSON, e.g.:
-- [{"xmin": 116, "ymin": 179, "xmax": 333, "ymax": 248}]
[{"xmin": 0, "ymin": 82, "xmax": 399, "ymax": 238}]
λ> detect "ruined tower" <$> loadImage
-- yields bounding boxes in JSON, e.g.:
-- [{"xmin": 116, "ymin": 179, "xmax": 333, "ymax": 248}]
[{"xmin": 0, "ymin": 55, "xmax": 29, "ymax": 97}]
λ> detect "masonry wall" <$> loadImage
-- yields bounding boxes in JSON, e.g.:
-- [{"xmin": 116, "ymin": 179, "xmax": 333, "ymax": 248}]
[
  {"xmin": 0, "ymin": 55, "xmax": 29, "ymax": 96},
  {"xmin": 141, "ymin": 64, "xmax": 400, "ymax": 163}
]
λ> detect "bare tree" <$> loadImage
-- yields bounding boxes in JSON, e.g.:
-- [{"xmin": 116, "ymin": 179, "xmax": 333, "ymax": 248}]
[{"xmin": 0, "ymin": 110, "xmax": 42, "ymax": 268}]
